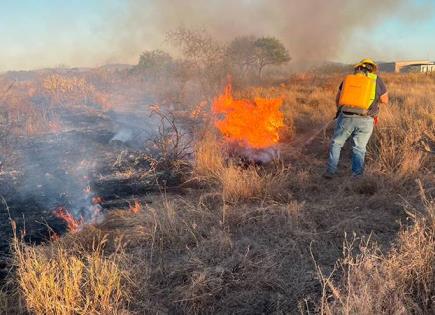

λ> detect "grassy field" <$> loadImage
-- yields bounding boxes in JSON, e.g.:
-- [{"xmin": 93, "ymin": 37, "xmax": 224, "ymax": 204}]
[{"xmin": 1, "ymin": 71, "xmax": 434, "ymax": 314}]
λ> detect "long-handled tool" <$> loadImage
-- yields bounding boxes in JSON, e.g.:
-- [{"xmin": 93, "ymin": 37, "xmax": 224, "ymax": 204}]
[
  {"xmin": 303, "ymin": 119, "xmax": 335, "ymax": 146},
  {"xmin": 284, "ymin": 119, "xmax": 335, "ymax": 157}
]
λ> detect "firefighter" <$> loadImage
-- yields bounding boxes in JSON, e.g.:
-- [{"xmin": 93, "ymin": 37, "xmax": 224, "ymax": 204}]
[{"xmin": 323, "ymin": 58, "xmax": 388, "ymax": 179}]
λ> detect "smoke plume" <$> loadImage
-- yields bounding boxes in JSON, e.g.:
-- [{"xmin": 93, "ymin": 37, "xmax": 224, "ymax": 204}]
[
  {"xmin": 1, "ymin": 0, "xmax": 433, "ymax": 71},
  {"xmin": 106, "ymin": 0, "xmax": 434, "ymax": 64}
]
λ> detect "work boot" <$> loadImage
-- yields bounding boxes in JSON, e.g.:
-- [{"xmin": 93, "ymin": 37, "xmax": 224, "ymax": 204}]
[
  {"xmin": 322, "ymin": 171, "xmax": 334, "ymax": 179},
  {"xmin": 352, "ymin": 173, "xmax": 364, "ymax": 179}
]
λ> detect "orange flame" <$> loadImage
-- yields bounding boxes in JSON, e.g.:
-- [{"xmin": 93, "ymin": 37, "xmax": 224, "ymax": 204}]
[
  {"xmin": 212, "ymin": 84, "xmax": 284, "ymax": 149},
  {"xmin": 92, "ymin": 196, "xmax": 103, "ymax": 205},
  {"xmin": 50, "ymin": 232, "xmax": 60, "ymax": 241},
  {"xmin": 53, "ymin": 207, "xmax": 82, "ymax": 233},
  {"xmin": 130, "ymin": 200, "xmax": 142, "ymax": 214}
]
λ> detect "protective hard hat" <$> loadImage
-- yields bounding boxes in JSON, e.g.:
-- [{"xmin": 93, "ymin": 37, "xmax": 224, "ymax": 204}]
[{"xmin": 354, "ymin": 58, "xmax": 377, "ymax": 72}]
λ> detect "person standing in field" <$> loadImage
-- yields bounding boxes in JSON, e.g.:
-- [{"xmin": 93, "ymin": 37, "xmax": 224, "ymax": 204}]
[{"xmin": 323, "ymin": 58, "xmax": 389, "ymax": 179}]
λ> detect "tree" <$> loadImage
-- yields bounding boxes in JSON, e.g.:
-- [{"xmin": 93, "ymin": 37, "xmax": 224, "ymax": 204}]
[
  {"xmin": 137, "ymin": 50, "xmax": 174, "ymax": 77},
  {"xmin": 254, "ymin": 37, "xmax": 291, "ymax": 78},
  {"xmin": 166, "ymin": 27, "xmax": 227, "ymax": 94},
  {"xmin": 226, "ymin": 36, "xmax": 257, "ymax": 75},
  {"xmin": 166, "ymin": 27, "xmax": 224, "ymax": 67}
]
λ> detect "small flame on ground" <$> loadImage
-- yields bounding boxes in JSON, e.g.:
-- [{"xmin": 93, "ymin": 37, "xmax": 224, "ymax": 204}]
[
  {"xmin": 50, "ymin": 232, "xmax": 60, "ymax": 241},
  {"xmin": 212, "ymin": 83, "xmax": 285, "ymax": 149},
  {"xmin": 52, "ymin": 186, "xmax": 103, "ymax": 234},
  {"xmin": 92, "ymin": 196, "xmax": 103, "ymax": 205},
  {"xmin": 53, "ymin": 207, "xmax": 83, "ymax": 233},
  {"xmin": 83, "ymin": 185, "xmax": 91, "ymax": 194},
  {"xmin": 130, "ymin": 200, "xmax": 142, "ymax": 214}
]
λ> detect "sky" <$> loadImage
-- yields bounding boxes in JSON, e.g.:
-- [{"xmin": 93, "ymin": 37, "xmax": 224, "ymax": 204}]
[
  {"xmin": 340, "ymin": 14, "xmax": 435, "ymax": 63},
  {"xmin": 1, "ymin": 0, "xmax": 435, "ymax": 71}
]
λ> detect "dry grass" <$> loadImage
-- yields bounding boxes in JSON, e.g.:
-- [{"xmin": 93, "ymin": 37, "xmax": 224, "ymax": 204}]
[
  {"xmin": 368, "ymin": 76, "xmax": 434, "ymax": 181},
  {"xmin": 189, "ymin": 72, "xmax": 434, "ymax": 313},
  {"xmin": 0, "ymin": 73, "xmax": 112, "ymax": 140},
  {"xmin": 193, "ymin": 133, "xmax": 291, "ymax": 203},
  {"xmin": 219, "ymin": 164, "xmax": 264, "ymax": 202},
  {"xmin": 2, "ymin": 72, "xmax": 434, "ymax": 314},
  {"xmin": 319, "ymin": 185, "xmax": 434, "ymax": 314},
  {"xmin": 193, "ymin": 130, "xmax": 225, "ymax": 178},
  {"xmin": 12, "ymin": 232, "xmax": 130, "ymax": 315},
  {"xmin": 101, "ymin": 196, "xmax": 308, "ymax": 313}
]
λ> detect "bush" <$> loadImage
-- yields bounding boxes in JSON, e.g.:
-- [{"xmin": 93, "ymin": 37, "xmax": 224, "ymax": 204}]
[{"xmin": 136, "ymin": 50, "xmax": 175, "ymax": 79}]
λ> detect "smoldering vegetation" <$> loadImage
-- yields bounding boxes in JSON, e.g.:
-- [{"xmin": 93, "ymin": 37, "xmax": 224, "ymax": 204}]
[{"xmin": 0, "ymin": 29, "xmax": 434, "ymax": 314}]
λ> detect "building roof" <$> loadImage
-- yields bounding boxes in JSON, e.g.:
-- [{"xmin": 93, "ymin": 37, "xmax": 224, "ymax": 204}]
[{"xmin": 395, "ymin": 60, "xmax": 433, "ymax": 66}]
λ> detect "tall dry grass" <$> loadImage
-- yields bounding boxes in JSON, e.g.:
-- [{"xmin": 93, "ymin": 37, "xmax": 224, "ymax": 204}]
[
  {"xmin": 193, "ymin": 130, "xmax": 225, "ymax": 179},
  {"xmin": 12, "ymin": 231, "xmax": 130, "ymax": 315},
  {"xmin": 193, "ymin": 131, "xmax": 291, "ymax": 204},
  {"xmin": 0, "ymin": 74, "xmax": 111, "ymax": 139},
  {"xmin": 319, "ymin": 184, "xmax": 434, "ymax": 314},
  {"xmin": 368, "ymin": 76, "xmax": 434, "ymax": 181}
]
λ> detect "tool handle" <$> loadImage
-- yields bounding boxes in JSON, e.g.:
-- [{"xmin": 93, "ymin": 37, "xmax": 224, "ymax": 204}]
[{"xmin": 303, "ymin": 119, "xmax": 335, "ymax": 146}]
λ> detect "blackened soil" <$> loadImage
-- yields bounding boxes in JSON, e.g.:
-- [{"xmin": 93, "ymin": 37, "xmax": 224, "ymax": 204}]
[{"xmin": 0, "ymin": 110, "xmax": 180, "ymax": 282}]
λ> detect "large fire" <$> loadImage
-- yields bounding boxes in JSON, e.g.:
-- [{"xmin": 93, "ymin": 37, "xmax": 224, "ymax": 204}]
[{"xmin": 212, "ymin": 84, "xmax": 285, "ymax": 149}]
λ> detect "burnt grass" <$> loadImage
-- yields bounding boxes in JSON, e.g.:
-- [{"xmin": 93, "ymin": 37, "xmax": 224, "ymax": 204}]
[{"xmin": 0, "ymin": 109, "xmax": 181, "ymax": 281}]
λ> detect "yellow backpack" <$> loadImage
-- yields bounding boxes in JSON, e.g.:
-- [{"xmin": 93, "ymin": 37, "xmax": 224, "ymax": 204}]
[{"xmin": 338, "ymin": 72, "xmax": 377, "ymax": 115}]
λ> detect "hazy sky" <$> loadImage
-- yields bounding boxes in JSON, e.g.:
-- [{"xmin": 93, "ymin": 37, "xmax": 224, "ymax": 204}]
[{"xmin": 1, "ymin": 0, "xmax": 435, "ymax": 71}]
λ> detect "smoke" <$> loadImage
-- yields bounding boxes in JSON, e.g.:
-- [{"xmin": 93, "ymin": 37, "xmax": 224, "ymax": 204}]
[
  {"xmin": 106, "ymin": 0, "xmax": 434, "ymax": 64},
  {"xmin": 14, "ymin": 133, "xmax": 102, "ymax": 218},
  {"xmin": 1, "ymin": 0, "xmax": 433, "ymax": 71},
  {"xmin": 108, "ymin": 110, "xmax": 161, "ymax": 147}
]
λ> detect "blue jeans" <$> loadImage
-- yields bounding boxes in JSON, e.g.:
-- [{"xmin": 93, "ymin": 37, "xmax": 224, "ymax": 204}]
[{"xmin": 327, "ymin": 113, "xmax": 374, "ymax": 176}]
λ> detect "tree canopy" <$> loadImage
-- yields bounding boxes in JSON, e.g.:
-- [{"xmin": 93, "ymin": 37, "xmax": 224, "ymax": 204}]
[
  {"xmin": 254, "ymin": 37, "xmax": 291, "ymax": 77},
  {"xmin": 226, "ymin": 36, "xmax": 291, "ymax": 79},
  {"xmin": 226, "ymin": 36, "xmax": 257, "ymax": 72},
  {"xmin": 138, "ymin": 50, "xmax": 173, "ymax": 71}
]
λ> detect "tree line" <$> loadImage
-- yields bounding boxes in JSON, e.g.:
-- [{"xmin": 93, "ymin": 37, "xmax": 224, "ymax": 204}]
[{"xmin": 135, "ymin": 28, "xmax": 291, "ymax": 87}]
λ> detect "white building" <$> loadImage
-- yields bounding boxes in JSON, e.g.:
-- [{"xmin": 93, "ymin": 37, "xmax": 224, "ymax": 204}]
[{"xmin": 378, "ymin": 60, "xmax": 435, "ymax": 73}]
